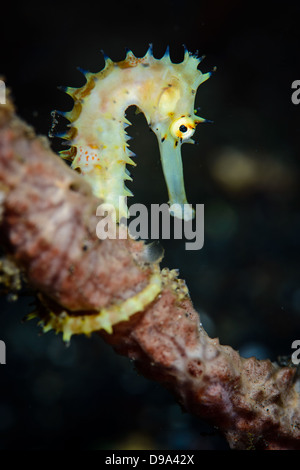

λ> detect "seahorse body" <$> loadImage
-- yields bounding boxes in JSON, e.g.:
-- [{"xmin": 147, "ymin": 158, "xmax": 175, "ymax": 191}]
[
  {"xmin": 56, "ymin": 46, "xmax": 211, "ymax": 221},
  {"xmin": 37, "ymin": 47, "xmax": 211, "ymax": 340}
]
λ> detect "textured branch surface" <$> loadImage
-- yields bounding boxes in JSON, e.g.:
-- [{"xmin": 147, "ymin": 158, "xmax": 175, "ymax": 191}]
[{"xmin": 0, "ymin": 99, "xmax": 299, "ymax": 450}]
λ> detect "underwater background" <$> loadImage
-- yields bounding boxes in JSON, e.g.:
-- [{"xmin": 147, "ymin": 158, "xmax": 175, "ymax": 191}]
[{"xmin": 0, "ymin": 0, "xmax": 300, "ymax": 450}]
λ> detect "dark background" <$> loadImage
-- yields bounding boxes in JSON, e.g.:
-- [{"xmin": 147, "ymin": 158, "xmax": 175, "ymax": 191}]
[{"xmin": 0, "ymin": 0, "xmax": 300, "ymax": 450}]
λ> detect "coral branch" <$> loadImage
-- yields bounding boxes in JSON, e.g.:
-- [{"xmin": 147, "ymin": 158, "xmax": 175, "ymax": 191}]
[{"xmin": 0, "ymin": 99, "xmax": 299, "ymax": 449}]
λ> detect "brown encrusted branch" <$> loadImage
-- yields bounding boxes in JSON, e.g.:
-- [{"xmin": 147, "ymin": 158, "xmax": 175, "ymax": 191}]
[{"xmin": 0, "ymin": 98, "xmax": 299, "ymax": 450}]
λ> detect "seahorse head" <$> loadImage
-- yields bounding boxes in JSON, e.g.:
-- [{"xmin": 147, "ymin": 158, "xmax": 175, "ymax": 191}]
[{"xmin": 138, "ymin": 47, "xmax": 212, "ymax": 220}]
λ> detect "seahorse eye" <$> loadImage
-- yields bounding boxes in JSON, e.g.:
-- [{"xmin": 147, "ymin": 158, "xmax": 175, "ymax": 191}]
[{"xmin": 170, "ymin": 117, "xmax": 195, "ymax": 141}]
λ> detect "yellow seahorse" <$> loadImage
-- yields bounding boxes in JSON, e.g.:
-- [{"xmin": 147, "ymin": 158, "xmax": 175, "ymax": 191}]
[
  {"xmin": 36, "ymin": 45, "xmax": 212, "ymax": 341},
  {"xmin": 54, "ymin": 45, "xmax": 212, "ymax": 221}
]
